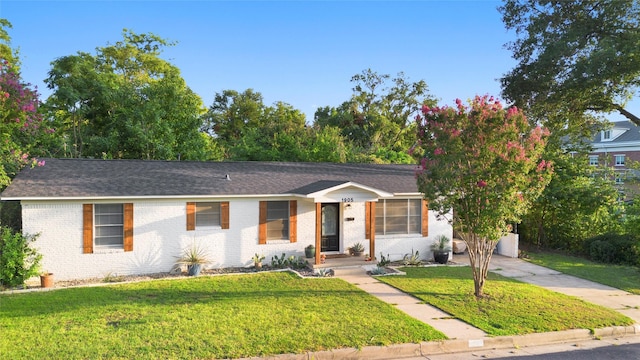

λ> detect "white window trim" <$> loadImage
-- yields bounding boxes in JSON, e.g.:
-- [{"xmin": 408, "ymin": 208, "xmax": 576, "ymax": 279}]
[
  {"xmin": 195, "ymin": 202, "xmax": 222, "ymax": 229},
  {"xmin": 614, "ymin": 154, "xmax": 626, "ymax": 167},
  {"xmin": 589, "ymin": 155, "xmax": 598, "ymax": 166},
  {"xmin": 94, "ymin": 203, "xmax": 124, "ymax": 250},
  {"xmin": 266, "ymin": 201, "xmax": 290, "ymax": 241}
]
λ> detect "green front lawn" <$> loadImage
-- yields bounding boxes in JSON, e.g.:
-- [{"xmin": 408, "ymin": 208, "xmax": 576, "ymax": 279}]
[
  {"xmin": 0, "ymin": 272, "xmax": 445, "ymax": 359},
  {"xmin": 378, "ymin": 266, "xmax": 632, "ymax": 336},
  {"xmin": 526, "ymin": 252, "xmax": 640, "ymax": 295}
]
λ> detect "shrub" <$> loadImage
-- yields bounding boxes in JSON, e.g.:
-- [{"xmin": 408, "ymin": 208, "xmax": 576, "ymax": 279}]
[
  {"xmin": 583, "ymin": 233, "xmax": 640, "ymax": 266},
  {"xmin": 0, "ymin": 227, "xmax": 41, "ymax": 288}
]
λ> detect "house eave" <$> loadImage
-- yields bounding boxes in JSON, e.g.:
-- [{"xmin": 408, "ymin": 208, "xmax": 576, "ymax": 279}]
[{"xmin": 3, "ymin": 193, "xmax": 313, "ymax": 202}]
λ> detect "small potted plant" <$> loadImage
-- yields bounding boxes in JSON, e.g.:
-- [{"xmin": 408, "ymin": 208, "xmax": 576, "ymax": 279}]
[
  {"xmin": 305, "ymin": 244, "xmax": 315, "ymax": 259},
  {"xmin": 252, "ymin": 253, "xmax": 265, "ymax": 269},
  {"xmin": 40, "ymin": 271, "xmax": 54, "ymax": 288},
  {"xmin": 431, "ymin": 235, "xmax": 452, "ymax": 264},
  {"xmin": 175, "ymin": 243, "xmax": 212, "ymax": 276},
  {"xmin": 348, "ymin": 242, "xmax": 365, "ymax": 256}
]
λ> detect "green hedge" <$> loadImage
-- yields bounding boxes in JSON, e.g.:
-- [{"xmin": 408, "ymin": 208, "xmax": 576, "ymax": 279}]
[{"xmin": 583, "ymin": 233, "xmax": 640, "ymax": 266}]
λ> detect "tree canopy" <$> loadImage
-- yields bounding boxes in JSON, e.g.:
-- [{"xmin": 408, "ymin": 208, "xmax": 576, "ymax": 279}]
[
  {"xmin": 314, "ymin": 69, "xmax": 435, "ymax": 163},
  {"xmin": 45, "ymin": 30, "xmax": 209, "ymax": 160},
  {"xmin": 500, "ymin": 0, "xmax": 640, "ymax": 135},
  {"xmin": 415, "ymin": 95, "xmax": 553, "ymax": 297}
]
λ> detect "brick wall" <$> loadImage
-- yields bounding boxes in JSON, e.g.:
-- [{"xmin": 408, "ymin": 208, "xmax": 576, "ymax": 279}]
[{"xmin": 22, "ymin": 198, "xmax": 452, "ymax": 280}]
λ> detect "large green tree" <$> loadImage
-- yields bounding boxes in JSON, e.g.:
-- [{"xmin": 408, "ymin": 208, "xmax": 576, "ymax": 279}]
[
  {"xmin": 500, "ymin": 0, "xmax": 640, "ymax": 135},
  {"xmin": 315, "ymin": 69, "xmax": 435, "ymax": 163},
  {"xmin": 202, "ymin": 89, "xmax": 265, "ymax": 144},
  {"xmin": 415, "ymin": 96, "xmax": 553, "ymax": 297},
  {"xmin": 520, "ymin": 150, "xmax": 622, "ymax": 251},
  {"xmin": 205, "ymin": 89, "xmax": 351, "ymax": 162},
  {"xmin": 45, "ymin": 30, "xmax": 209, "ymax": 160}
]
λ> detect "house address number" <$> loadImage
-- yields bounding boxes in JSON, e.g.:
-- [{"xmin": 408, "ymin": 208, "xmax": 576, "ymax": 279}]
[{"xmin": 342, "ymin": 197, "xmax": 354, "ymax": 202}]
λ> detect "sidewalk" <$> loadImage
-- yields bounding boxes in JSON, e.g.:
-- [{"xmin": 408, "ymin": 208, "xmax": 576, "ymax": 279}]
[{"xmin": 325, "ymin": 255, "xmax": 640, "ymax": 359}]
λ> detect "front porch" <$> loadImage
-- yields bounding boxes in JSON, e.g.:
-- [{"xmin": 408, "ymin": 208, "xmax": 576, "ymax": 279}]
[{"xmin": 310, "ymin": 254, "xmax": 375, "ymax": 269}]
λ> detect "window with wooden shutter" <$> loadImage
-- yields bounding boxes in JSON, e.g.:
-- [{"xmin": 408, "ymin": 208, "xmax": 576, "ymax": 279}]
[
  {"xmin": 85, "ymin": 203, "xmax": 133, "ymax": 252},
  {"xmin": 259, "ymin": 200, "xmax": 295, "ymax": 243},
  {"xmin": 187, "ymin": 202, "xmax": 229, "ymax": 230}
]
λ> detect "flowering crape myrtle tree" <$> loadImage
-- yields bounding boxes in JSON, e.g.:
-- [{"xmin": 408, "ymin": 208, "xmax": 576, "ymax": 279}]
[{"xmin": 414, "ymin": 95, "xmax": 553, "ymax": 298}]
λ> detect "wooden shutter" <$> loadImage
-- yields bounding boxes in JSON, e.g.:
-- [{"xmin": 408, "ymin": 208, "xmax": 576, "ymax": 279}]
[
  {"xmin": 83, "ymin": 204, "xmax": 93, "ymax": 254},
  {"xmin": 289, "ymin": 200, "xmax": 297, "ymax": 243},
  {"xmin": 123, "ymin": 203, "xmax": 134, "ymax": 252},
  {"xmin": 221, "ymin": 202, "xmax": 230, "ymax": 229},
  {"xmin": 365, "ymin": 202, "xmax": 372, "ymax": 239},
  {"xmin": 186, "ymin": 202, "xmax": 195, "ymax": 231},
  {"xmin": 421, "ymin": 199, "xmax": 429, "ymax": 237},
  {"xmin": 258, "ymin": 201, "xmax": 267, "ymax": 244}
]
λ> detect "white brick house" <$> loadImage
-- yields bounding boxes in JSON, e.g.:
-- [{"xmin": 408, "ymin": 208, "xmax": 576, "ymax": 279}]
[{"xmin": 1, "ymin": 159, "xmax": 452, "ymax": 280}]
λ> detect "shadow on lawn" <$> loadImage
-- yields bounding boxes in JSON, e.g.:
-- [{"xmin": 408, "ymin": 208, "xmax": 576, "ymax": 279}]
[{"xmin": 0, "ymin": 272, "xmax": 364, "ymax": 318}]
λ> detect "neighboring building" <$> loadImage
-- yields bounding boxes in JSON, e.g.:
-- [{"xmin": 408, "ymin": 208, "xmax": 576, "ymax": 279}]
[
  {"xmin": 0, "ymin": 158, "xmax": 452, "ymax": 280},
  {"xmin": 587, "ymin": 120, "xmax": 640, "ymax": 194}
]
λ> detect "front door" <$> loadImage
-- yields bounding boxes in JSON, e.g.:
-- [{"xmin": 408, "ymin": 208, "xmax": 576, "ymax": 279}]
[{"xmin": 321, "ymin": 203, "xmax": 340, "ymax": 252}]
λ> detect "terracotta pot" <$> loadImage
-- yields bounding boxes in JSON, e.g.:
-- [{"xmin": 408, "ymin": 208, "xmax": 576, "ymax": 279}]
[{"xmin": 40, "ymin": 273, "xmax": 54, "ymax": 288}]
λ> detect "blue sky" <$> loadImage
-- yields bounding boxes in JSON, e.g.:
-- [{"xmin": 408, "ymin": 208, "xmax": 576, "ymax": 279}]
[{"xmin": 1, "ymin": 0, "xmax": 634, "ymax": 122}]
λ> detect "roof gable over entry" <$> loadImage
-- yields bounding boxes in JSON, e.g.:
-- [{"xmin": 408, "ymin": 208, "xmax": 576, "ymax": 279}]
[
  {"xmin": 294, "ymin": 181, "xmax": 393, "ymax": 203},
  {"xmin": 1, "ymin": 158, "xmax": 421, "ymax": 200}
]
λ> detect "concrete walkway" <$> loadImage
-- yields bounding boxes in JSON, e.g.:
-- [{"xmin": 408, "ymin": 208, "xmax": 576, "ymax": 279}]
[{"xmin": 328, "ymin": 254, "xmax": 640, "ymax": 359}]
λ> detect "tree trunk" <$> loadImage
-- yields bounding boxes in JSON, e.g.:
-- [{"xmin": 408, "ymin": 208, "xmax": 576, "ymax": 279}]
[{"xmin": 460, "ymin": 231, "xmax": 498, "ymax": 298}]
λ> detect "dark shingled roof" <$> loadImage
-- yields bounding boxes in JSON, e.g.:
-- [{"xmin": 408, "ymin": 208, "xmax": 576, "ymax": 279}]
[{"xmin": 1, "ymin": 158, "xmax": 422, "ymax": 199}]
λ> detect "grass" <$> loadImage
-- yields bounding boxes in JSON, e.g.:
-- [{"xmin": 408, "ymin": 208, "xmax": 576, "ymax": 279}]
[
  {"xmin": 0, "ymin": 272, "xmax": 445, "ymax": 359},
  {"xmin": 526, "ymin": 251, "xmax": 640, "ymax": 295},
  {"xmin": 377, "ymin": 266, "xmax": 633, "ymax": 336}
]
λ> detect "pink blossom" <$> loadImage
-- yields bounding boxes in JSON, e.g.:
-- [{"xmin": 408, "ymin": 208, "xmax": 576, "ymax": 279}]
[
  {"xmin": 477, "ymin": 180, "xmax": 487, "ymax": 188},
  {"xmin": 537, "ymin": 160, "xmax": 547, "ymax": 171},
  {"xmin": 434, "ymin": 148, "xmax": 444, "ymax": 155}
]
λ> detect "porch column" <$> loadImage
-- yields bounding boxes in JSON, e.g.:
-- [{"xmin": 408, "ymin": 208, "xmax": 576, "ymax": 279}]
[{"xmin": 315, "ymin": 202, "xmax": 322, "ymax": 265}]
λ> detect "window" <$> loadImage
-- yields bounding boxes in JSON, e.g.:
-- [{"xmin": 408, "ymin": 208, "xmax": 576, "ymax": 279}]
[
  {"xmin": 615, "ymin": 155, "xmax": 625, "ymax": 166},
  {"xmin": 83, "ymin": 203, "xmax": 133, "ymax": 253},
  {"xmin": 94, "ymin": 204, "xmax": 124, "ymax": 248},
  {"xmin": 186, "ymin": 202, "xmax": 229, "ymax": 230},
  {"xmin": 375, "ymin": 199, "xmax": 421, "ymax": 235},
  {"xmin": 589, "ymin": 155, "xmax": 598, "ymax": 166},
  {"xmin": 603, "ymin": 130, "xmax": 611, "ymax": 140},
  {"xmin": 258, "ymin": 201, "xmax": 297, "ymax": 243},
  {"xmin": 196, "ymin": 202, "xmax": 220, "ymax": 227},
  {"xmin": 266, "ymin": 201, "xmax": 289, "ymax": 240},
  {"xmin": 615, "ymin": 172, "xmax": 625, "ymax": 185}
]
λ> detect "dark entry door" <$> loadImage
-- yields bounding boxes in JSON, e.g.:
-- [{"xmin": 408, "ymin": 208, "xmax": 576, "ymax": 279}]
[{"xmin": 321, "ymin": 203, "xmax": 340, "ymax": 252}]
